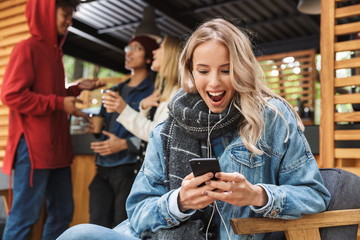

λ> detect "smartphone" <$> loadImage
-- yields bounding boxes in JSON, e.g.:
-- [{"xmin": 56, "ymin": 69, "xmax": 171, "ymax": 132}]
[{"xmin": 189, "ymin": 158, "xmax": 221, "ymax": 186}]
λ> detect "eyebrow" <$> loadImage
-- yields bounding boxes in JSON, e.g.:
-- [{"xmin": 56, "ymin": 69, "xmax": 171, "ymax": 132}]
[{"xmin": 195, "ymin": 63, "xmax": 230, "ymax": 67}]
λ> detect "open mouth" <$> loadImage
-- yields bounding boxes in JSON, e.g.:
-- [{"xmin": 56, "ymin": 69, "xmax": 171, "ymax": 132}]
[{"xmin": 207, "ymin": 91, "xmax": 226, "ymax": 102}]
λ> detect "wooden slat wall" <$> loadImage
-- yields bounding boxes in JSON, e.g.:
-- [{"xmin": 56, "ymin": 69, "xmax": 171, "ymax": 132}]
[
  {"xmin": 257, "ymin": 49, "xmax": 317, "ymax": 125},
  {"xmin": 320, "ymin": 0, "xmax": 360, "ymax": 174},
  {"xmin": 0, "ymin": 0, "xmax": 29, "ymax": 167}
]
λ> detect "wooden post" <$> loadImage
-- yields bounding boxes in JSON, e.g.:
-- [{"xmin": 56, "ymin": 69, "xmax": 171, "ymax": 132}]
[{"xmin": 320, "ymin": 0, "xmax": 335, "ymax": 167}]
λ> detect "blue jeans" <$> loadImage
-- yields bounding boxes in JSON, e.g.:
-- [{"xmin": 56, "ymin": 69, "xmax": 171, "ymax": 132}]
[
  {"xmin": 57, "ymin": 224, "xmax": 140, "ymax": 240},
  {"xmin": 2, "ymin": 136, "xmax": 74, "ymax": 240}
]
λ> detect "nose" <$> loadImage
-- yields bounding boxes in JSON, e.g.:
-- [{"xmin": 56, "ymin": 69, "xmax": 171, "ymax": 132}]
[{"xmin": 208, "ymin": 71, "xmax": 222, "ymax": 88}]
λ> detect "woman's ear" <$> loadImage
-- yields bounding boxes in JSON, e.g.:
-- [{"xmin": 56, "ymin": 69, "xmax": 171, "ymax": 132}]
[{"xmin": 146, "ymin": 58, "xmax": 151, "ymax": 64}]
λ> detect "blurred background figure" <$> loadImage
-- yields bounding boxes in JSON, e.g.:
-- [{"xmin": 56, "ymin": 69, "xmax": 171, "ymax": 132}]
[
  {"xmin": 89, "ymin": 36, "xmax": 158, "ymax": 228},
  {"xmin": 0, "ymin": 0, "xmax": 103, "ymax": 239},
  {"xmin": 103, "ymin": 35, "xmax": 181, "ymax": 171},
  {"xmin": 103, "ymin": 36, "xmax": 181, "ymax": 156}
]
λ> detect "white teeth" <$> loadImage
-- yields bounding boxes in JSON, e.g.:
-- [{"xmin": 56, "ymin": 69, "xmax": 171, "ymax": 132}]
[{"xmin": 208, "ymin": 92, "xmax": 224, "ymax": 96}]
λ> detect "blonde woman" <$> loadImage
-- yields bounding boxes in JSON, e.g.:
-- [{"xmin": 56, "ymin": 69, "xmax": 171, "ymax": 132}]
[
  {"xmin": 58, "ymin": 19, "xmax": 330, "ymax": 240},
  {"xmin": 103, "ymin": 36, "xmax": 181, "ymax": 142}
]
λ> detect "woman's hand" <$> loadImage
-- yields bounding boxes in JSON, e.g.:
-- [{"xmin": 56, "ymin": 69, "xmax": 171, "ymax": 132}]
[
  {"xmin": 141, "ymin": 89, "xmax": 160, "ymax": 110},
  {"xmin": 103, "ymin": 90, "xmax": 127, "ymax": 114},
  {"xmin": 178, "ymin": 172, "xmax": 217, "ymax": 212},
  {"xmin": 202, "ymin": 172, "xmax": 268, "ymax": 207},
  {"xmin": 90, "ymin": 130, "xmax": 127, "ymax": 156}
]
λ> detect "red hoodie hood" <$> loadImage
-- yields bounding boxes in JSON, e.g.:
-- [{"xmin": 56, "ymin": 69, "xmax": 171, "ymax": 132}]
[{"xmin": 26, "ymin": 0, "xmax": 60, "ymax": 47}]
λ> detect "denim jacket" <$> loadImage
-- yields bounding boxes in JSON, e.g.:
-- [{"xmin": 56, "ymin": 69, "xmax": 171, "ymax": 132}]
[
  {"xmin": 115, "ymin": 99, "xmax": 331, "ymax": 240},
  {"xmin": 95, "ymin": 76, "xmax": 154, "ymax": 167}
]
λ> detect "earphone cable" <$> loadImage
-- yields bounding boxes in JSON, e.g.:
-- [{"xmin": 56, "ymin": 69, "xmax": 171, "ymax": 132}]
[{"xmin": 205, "ymin": 102, "xmax": 234, "ymax": 240}]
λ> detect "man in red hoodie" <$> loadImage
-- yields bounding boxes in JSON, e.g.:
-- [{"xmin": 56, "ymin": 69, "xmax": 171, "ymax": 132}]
[{"xmin": 1, "ymin": 0, "xmax": 99, "ymax": 239}]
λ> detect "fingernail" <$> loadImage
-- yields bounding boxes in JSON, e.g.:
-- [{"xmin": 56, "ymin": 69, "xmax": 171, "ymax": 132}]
[
  {"xmin": 215, "ymin": 173, "xmax": 221, "ymax": 178},
  {"xmin": 205, "ymin": 181, "xmax": 211, "ymax": 185},
  {"xmin": 207, "ymin": 173, "xmax": 213, "ymax": 178},
  {"xmin": 203, "ymin": 191, "xmax": 208, "ymax": 195}
]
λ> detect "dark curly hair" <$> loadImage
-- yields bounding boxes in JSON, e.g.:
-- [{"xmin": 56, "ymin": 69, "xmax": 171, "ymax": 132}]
[{"xmin": 56, "ymin": 0, "xmax": 81, "ymax": 11}]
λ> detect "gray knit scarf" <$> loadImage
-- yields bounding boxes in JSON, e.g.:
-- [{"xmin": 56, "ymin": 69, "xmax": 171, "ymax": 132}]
[
  {"xmin": 141, "ymin": 89, "xmax": 242, "ymax": 240},
  {"xmin": 162, "ymin": 89, "xmax": 242, "ymax": 190}
]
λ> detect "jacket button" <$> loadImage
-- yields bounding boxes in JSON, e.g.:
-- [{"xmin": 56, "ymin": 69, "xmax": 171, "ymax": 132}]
[
  {"xmin": 270, "ymin": 208, "xmax": 279, "ymax": 216},
  {"xmin": 165, "ymin": 217, "xmax": 172, "ymax": 225}
]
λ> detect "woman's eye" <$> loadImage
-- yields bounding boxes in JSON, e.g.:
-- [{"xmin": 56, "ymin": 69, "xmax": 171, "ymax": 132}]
[
  {"xmin": 221, "ymin": 70, "xmax": 230, "ymax": 74},
  {"xmin": 198, "ymin": 70, "xmax": 208, "ymax": 74}
]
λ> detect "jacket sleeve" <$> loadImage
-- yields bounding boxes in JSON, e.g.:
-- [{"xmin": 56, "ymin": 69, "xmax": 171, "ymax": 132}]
[
  {"xmin": 126, "ymin": 124, "xmax": 192, "ymax": 235},
  {"xmin": 117, "ymin": 102, "xmax": 169, "ymax": 142},
  {"xmin": 251, "ymin": 100, "xmax": 331, "ymax": 219},
  {"xmin": 1, "ymin": 42, "xmax": 64, "ymax": 115}
]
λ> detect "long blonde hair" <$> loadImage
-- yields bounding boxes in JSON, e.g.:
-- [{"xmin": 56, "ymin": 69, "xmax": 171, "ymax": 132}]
[
  {"xmin": 179, "ymin": 18, "xmax": 304, "ymax": 155},
  {"xmin": 155, "ymin": 36, "xmax": 181, "ymax": 102}
]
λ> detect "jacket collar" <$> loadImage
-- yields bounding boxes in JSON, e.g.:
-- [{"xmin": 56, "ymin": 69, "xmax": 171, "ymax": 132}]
[{"xmin": 122, "ymin": 74, "xmax": 154, "ymax": 91}]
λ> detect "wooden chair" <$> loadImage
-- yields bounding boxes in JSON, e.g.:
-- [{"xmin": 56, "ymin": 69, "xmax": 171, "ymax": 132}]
[{"xmin": 230, "ymin": 168, "xmax": 360, "ymax": 240}]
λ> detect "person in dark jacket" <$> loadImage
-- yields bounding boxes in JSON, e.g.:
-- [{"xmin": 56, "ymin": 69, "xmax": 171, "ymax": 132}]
[
  {"xmin": 1, "ymin": 0, "xmax": 101, "ymax": 239},
  {"xmin": 89, "ymin": 36, "xmax": 158, "ymax": 228}
]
